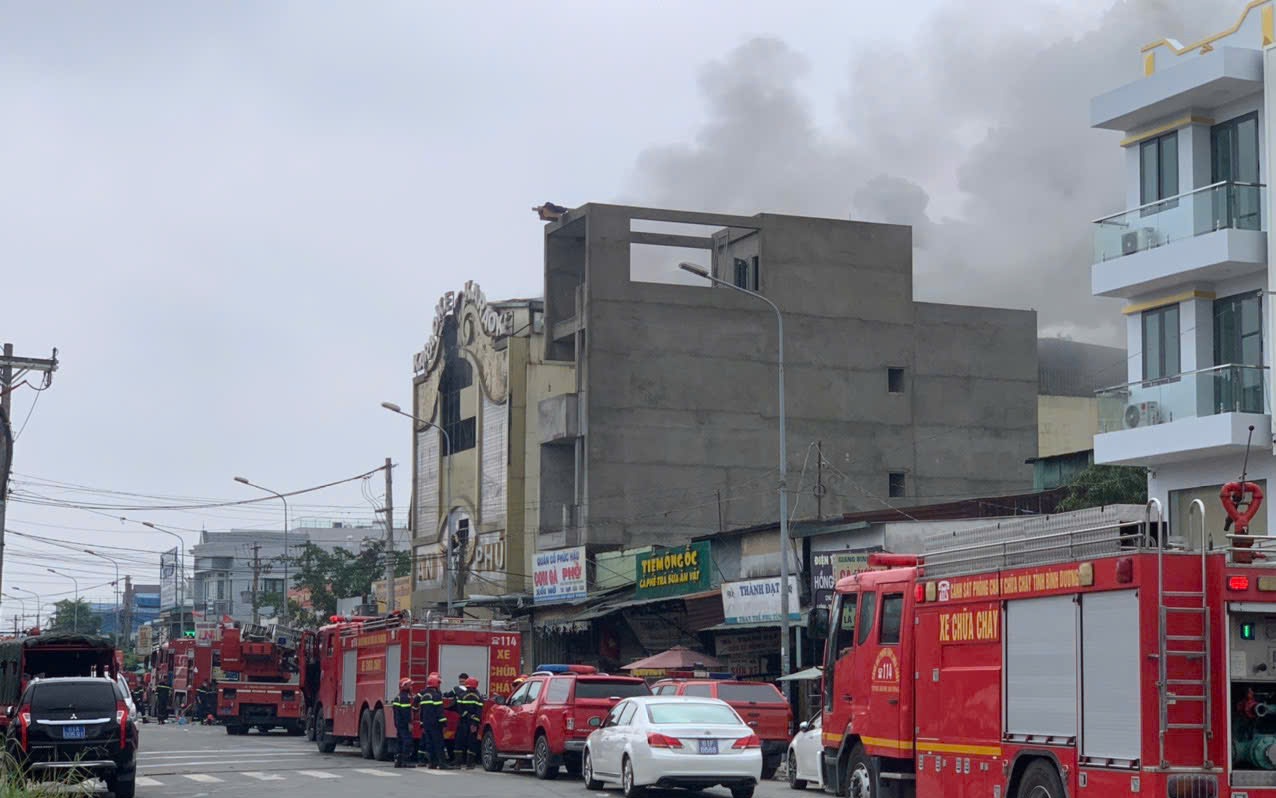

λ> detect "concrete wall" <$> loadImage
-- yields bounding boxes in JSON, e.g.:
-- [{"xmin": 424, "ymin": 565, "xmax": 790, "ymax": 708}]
[
  {"xmin": 547, "ymin": 205, "xmax": 1037, "ymax": 551},
  {"xmin": 1039, "ymin": 395, "xmax": 1100, "ymax": 457}
]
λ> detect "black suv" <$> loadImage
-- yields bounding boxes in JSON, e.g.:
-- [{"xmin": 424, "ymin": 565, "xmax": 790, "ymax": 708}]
[{"xmin": 5, "ymin": 676, "xmax": 138, "ymax": 797}]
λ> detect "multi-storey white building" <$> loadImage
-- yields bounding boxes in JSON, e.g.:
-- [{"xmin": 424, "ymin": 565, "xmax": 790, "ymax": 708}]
[{"xmin": 1091, "ymin": 2, "xmax": 1276, "ymax": 540}]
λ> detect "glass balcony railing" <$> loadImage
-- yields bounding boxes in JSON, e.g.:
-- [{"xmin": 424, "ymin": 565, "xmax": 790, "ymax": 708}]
[
  {"xmin": 1096, "ymin": 364, "xmax": 1270, "ymax": 433},
  {"xmin": 1093, "ymin": 181, "xmax": 1265, "ymax": 262}
]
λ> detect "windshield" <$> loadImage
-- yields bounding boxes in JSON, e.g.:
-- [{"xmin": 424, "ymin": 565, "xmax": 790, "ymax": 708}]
[
  {"xmin": 30, "ymin": 682, "xmax": 117, "ymax": 716},
  {"xmin": 574, "ymin": 681, "xmax": 650, "ymax": 700},
  {"xmin": 718, "ymin": 684, "xmax": 784, "ymax": 704},
  {"xmin": 647, "ymin": 702, "xmax": 741, "ymax": 726}
]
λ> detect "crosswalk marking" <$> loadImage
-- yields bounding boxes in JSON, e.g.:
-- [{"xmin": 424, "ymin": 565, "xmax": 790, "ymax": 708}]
[
  {"xmin": 352, "ymin": 767, "xmax": 398, "ymax": 777},
  {"xmin": 135, "ymin": 776, "xmax": 164, "ymax": 787},
  {"xmin": 296, "ymin": 770, "xmax": 342, "ymax": 779},
  {"xmin": 416, "ymin": 768, "xmax": 456, "ymax": 776},
  {"xmin": 243, "ymin": 771, "xmax": 286, "ymax": 781},
  {"xmin": 183, "ymin": 774, "xmax": 225, "ymax": 783}
]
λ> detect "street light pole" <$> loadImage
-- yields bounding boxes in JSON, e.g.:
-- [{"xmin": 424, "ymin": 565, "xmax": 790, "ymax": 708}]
[
  {"xmin": 3, "ymin": 593, "xmax": 25, "ymax": 634},
  {"xmin": 233, "ymin": 477, "xmax": 290, "ymax": 622},
  {"xmin": 678, "ymin": 262, "xmax": 792, "ymax": 682},
  {"xmin": 382, "ymin": 401, "xmax": 454, "ymax": 614},
  {"xmin": 46, "ymin": 568, "xmax": 79, "ymax": 633},
  {"xmin": 84, "ymin": 549, "xmax": 121, "ymax": 647},
  {"xmin": 142, "ymin": 521, "xmax": 187, "ymax": 638},
  {"xmin": 12, "ymin": 587, "xmax": 40, "ymax": 628}
]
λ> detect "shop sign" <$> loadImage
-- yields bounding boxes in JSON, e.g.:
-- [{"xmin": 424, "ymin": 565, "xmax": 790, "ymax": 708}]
[
  {"xmin": 811, "ymin": 550, "xmax": 873, "ymax": 610},
  {"xmin": 721, "ymin": 576, "xmax": 801, "ymax": 625},
  {"xmin": 533, "ymin": 546, "xmax": 587, "ymax": 604},
  {"xmin": 413, "ymin": 281, "xmax": 515, "ymax": 375},
  {"xmin": 136, "ymin": 625, "xmax": 153, "ymax": 656},
  {"xmin": 160, "ymin": 548, "xmax": 180, "ymax": 610},
  {"xmin": 714, "ymin": 629, "xmax": 779, "ymax": 658},
  {"xmin": 635, "ymin": 542, "xmax": 711, "ymax": 599}
]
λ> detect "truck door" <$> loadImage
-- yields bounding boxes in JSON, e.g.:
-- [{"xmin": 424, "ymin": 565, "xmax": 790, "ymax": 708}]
[
  {"xmin": 823, "ymin": 591, "xmax": 859, "ymax": 748},
  {"xmin": 872, "ymin": 592, "xmax": 908, "ymax": 749},
  {"xmin": 511, "ymin": 677, "xmax": 545, "ymax": 753},
  {"xmin": 849, "ymin": 590, "xmax": 878, "ymax": 735}
]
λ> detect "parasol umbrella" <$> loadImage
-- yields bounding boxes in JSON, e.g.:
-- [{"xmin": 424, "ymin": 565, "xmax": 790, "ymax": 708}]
[{"xmin": 621, "ymin": 645, "xmax": 723, "ymax": 671}]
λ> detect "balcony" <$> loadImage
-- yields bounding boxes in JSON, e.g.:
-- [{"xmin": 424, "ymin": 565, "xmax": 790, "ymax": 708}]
[
  {"xmin": 1092, "ymin": 181, "xmax": 1266, "ymax": 298},
  {"xmin": 1094, "ymin": 364, "xmax": 1270, "ymax": 465},
  {"xmin": 1091, "ymin": 46, "xmax": 1262, "ymax": 131}
]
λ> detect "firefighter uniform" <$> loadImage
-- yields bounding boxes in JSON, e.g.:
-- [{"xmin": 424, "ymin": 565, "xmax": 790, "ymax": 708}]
[
  {"xmin": 156, "ymin": 677, "xmax": 172, "ymax": 723},
  {"xmin": 417, "ymin": 682, "xmax": 448, "ymax": 768},
  {"xmin": 392, "ymin": 683, "xmax": 417, "ymax": 768},
  {"xmin": 454, "ymin": 680, "xmax": 484, "ymax": 769}
]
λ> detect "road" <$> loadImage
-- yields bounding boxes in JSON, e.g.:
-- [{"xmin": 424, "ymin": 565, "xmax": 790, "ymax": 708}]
[{"xmin": 103, "ymin": 722, "xmax": 803, "ymax": 798}]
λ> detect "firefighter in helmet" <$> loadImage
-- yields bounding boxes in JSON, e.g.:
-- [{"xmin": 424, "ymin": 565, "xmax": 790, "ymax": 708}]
[
  {"xmin": 417, "ymin": 673, "xmax": 448, "ymax": 769},
  {"xmin": 392, "ymin": 678, "xmax": 417, "ymax": 768},
  {"xmin": 454, "ymin": 677, "xmax": 484, "ymax": 769}
]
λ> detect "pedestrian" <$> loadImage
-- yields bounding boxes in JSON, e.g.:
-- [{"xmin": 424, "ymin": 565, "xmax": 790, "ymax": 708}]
[
  {"xmin": 392, "ymin": 678, "xmax": 417, "ymax": 768},
  {"xmin": 417, "ymin": 673, "xmax": 448, "ymax": 769},
  {"xmin": 454, "ymin": 677, "xmax": 484, "ymax": 769}
]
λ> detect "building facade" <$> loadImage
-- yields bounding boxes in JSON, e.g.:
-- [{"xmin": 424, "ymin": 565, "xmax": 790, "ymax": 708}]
[{"xmin": 1090, "ymin": 2, "xmax": 1275, "ymax": 540}]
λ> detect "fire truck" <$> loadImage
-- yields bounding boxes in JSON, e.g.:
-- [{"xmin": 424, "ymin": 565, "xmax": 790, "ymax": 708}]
[
  {"xmin": 150, "ymin": 636, "xmax": 214, "ymax": 712},
  {"xmin": 311, "ymin": 610, "xmax": 521, "ymax": 761},
  {"xmin": 814, "ymin": 500, "xmax": 1276, "ymax": 798},
  {"xmin": 216, "ymin": 623, "xmax": 313, "ymax": 735}
]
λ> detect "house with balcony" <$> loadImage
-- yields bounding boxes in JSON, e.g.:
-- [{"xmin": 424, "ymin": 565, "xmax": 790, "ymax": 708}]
[{"xmin": 1090, "ymin": 2, "xmax": 1275, "ymax": 539}]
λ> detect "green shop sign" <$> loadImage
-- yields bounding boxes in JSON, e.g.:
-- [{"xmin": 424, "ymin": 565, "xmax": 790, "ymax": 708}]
[{"xmin": 635, "ymin": 541, "xmax": 712, "ymax": 599}]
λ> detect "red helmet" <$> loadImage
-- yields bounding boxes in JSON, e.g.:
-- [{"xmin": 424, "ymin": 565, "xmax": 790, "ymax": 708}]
[
  {"xmin": 465, "ymin": 677, "xmax": 479, "ymax": 689},
  {"xmin": 399, "ymin": 678, "xmax": 413, "ymax": 690},
  {"xmin": 427, "ymin": 674, "xmax": 441, "ymax": 688}
]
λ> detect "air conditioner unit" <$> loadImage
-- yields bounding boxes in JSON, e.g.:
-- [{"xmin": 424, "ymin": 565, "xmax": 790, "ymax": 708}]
[
  {"xmin": 1124, "ymin": 401, "xmax": 1162, "ymax": 429},
  {"xmin": 1120, "ymin": 228, "xmax": 1160, "ymax": 256}
]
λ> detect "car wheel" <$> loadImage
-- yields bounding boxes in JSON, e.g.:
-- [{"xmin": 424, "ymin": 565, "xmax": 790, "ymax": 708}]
[
  {"xmin": 845, "ymin": 743, "xmax": 875, "ymax": 798},
  {"xmin": 788, "ymin": 751, "xmax": 807, "ymax": 790},
  {"xmin": 1016, "ymin": 760, "xmax": 1065, "ymax": 798},
  {"xmin": 358, "ymin": 710, "xmax": 373, "ymax": 759},
  {"xmin": 481, "ymin": 730, "xmax": 504, "ymax": 772},
  {"xmin": 533, "ymin": 734, "xmax": 559, "ymax": 780},
  {"xmin": 583, "ymin": 750, "xmax": 604, "ymax": 790},
  {"xmin": 371, "ymin": 708, "xmax": 391, "ymax": 761},
  {"xmin": 110, "ymin": 773, "xmax": 137, "ymax": 798},
  {"xmin": 731, "ymin": 786, "xmax": 756, "ymax": 798},
  {"xmin": 621, "ymin": 756, "xmax": 645, "ymax": 798}
]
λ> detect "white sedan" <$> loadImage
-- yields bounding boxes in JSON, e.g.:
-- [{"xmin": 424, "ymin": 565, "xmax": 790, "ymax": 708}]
[
  {"xmin": 786, "ymin": 713, "xmax": 823, "ymax": 790},
  {"xmin": 583, "ymin": 696, "xmax": 763, "ymax": 798}
]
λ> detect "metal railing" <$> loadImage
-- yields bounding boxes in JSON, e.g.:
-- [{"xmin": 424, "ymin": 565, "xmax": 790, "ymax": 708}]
[
  {"xmin": 1096, "ymin": 363, "xmax": 1269, "ymax": 433},
  {"xmin": 1093, "ymin": 181, "xmax": 1265, "ymax": 262}
]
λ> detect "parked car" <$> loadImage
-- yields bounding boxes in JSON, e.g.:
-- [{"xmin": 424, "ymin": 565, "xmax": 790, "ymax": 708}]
[
  {"xmin": 480, "ymin": 664, "xmax": 650, "ymax": 779},
  {"xmin": 650, "ymin": 678, "xmax": 791, "ymax": 779},
  {"xmin": 582, "ymin": 695, "xmax": 761, "ymax": 798},
  {"xmin": 4, "ymin": 676, "xmax": 139, "ymax": 797},
  {"xmin": 786, "ymin": 712, "xmax": 822, "ymax": 789}
]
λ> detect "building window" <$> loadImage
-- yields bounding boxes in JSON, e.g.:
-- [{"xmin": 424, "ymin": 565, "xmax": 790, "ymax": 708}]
[
  {"xmin": 1140, "ymin": 131, "xmax": 1179, "ymax": 209},
  {"xmin": 439, "ymin": 317, "xmax": 476, "ymax": 454},
  {"xmin": 263, "ymin": 578, "xmax": 283, "ymax": 595},
  {"xmin": 1142, "ymin": 304, "xmax": 1181, "ymax": 382},
  {"xmin": 732, "ymin": 256, "xmax": 759, "ymax": 291},
  {"xmin": 887, "ymin": 367, "xmax": 905, "ymax": 394},
  {"xmin": 888, "ymin": 472, "xmax": 906, "ymax": 498}
]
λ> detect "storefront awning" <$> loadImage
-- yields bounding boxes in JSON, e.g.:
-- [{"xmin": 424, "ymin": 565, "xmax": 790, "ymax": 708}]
[
  {"xmin": 777, "ymin": 666, "xmax": 823, "ymax": 682},
  {"xmin": 573, "ymin": 588, "xmax": 721, "ymax": 622},
  {"xmin": 702, "ymin": 616, "xmax": 808, "ymax": 632}
]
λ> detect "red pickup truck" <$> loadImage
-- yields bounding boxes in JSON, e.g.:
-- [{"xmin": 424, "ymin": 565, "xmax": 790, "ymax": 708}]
[
  {"xmin": 480, "ymin": 665, "xmax": 649, "ymax": 779},
  {"xmin": 651, "ymin": 678, "xmax": 791, "ymax": 779}
]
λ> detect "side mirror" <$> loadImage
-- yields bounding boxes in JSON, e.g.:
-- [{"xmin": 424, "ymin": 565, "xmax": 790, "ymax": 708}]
[
  {"xmin": 798, "ymin": 721, "xmax": 809, "ymax": 732},
  {"xmin": 491, "ymin": 695, "xmax": 507, "ymax": 706},
  {"xmin": 588, "ymin": 716, "xmax": 603, "ymax": 728},
  {"xmin": 4, "ymin": 706, "xmax": 12, "ymax": 718},
  {"xmin": 808, "ymin": 607, "xmax": 829, "ymax": 640}
]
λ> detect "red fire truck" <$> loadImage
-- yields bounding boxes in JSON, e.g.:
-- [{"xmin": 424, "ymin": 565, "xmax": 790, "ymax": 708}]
[
  {"xmin": 814, "ymin": 501, "xmax": 1276, "ymax": 798},
  {"xmin": 217, "ymin": 624, "xmax": 313, "ymax": 735},
  {"xmin": 150, "ymin": 636, "xmax": 214, "ymax": 713},
  {"xmin": 312, "ymin": 610, "xmax": 521, "ymax": 761}
]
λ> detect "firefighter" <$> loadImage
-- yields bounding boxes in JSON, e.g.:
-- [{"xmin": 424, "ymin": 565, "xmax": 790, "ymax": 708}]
[
  {"xmin": 156, "ymin": 673, "xmax": 173, "ymax": 724},
  {"xmin": 454, "ymin": 677, "xmax": 484, "ymax": 769},
  {"xmin": 417, "ymin": 673, "xmax": 448, "ymax": 769},
  {"xmin": 392, "ymin": 678, "xmax": 417, "ymax": 768},
  {"xmin": 195, "ymin": 680, "xmax": 212, "ymax": 722}
]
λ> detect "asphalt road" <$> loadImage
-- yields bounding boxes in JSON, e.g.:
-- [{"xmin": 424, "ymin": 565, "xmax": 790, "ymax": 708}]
[{"xmin": 62, "ymin": 722, "xmax": 805, "ymax": 798}]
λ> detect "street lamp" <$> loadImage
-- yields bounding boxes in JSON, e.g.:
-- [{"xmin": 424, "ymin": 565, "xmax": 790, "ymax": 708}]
[
  {"xmin": 234, "ymin": 477, "xmax": 290, "ymax": 622},
  {"xmin": 11, "ymin": 586, "xmax": 40, "ymax": 628},
  {"xmin": 46, "ymin": 568, "xmax": 79, "ymax": 633},
  {"xmin": 678, "ymin": 261, "xmax": 794, "ymax": 683},
  {"xmin": 84, "ymin": 549, "xmax": 121, "ymax": 646},
  {"xmin": 382, "ymin": 401, "xmax": 454, "ymax": 614},
  {"xmin": 142, "ymin": 521, "xmax": 187, "ymax": 637},
  {"xmin": 3, "ymin": 593, "xmax": 25, "ymax": 634}
]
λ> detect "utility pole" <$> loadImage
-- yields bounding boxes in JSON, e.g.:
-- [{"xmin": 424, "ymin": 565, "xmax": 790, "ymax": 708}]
[
  {"xmin": 249, "ymin": 543, "xmax": 262, "ymax": 625},
  {"xmin": 121, "ymin": 576, "xmax": 134, "ymax": 647},
  {"xmin": 382, "ymin": 457, "xmax": 395, "ymax": 610},
  {"xmin": 0, "ymin": 343, "xmax": 58, "ymax": 603}
]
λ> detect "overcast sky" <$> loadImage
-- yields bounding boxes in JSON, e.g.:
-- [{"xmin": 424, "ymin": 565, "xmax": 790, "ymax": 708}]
[{"xmin": 0, "ymin": 0, "xmax": 1235, "ymax": 616}]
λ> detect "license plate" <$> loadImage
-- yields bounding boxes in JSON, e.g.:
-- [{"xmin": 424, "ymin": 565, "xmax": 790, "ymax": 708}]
[
  {"xmin": 698, "ymin": 739, "xmax": 718, "ymax": 755},
  {"xmin": 62, "ymin": 726, "xmax": 85, "ymax": 740}
]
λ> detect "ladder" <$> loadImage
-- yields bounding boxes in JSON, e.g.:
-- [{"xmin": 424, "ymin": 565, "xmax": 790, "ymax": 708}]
[{"xmin": 1154, "ymin": 498, "xmax": 1213, "ymax": 769}]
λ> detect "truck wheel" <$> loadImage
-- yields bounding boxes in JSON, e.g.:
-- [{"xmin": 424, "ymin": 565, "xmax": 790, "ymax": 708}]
[
  {"xmin": 315, "ymin": 706, "xmax": 337, "ymax": 753},
  {"xmin": 583, "ymin": 750, "xmax": 604, "ymax": 790},
  {"xmin": 533, "ymin": 734, "xmax": 559, "ymax": 780},
  {"xmin": 481, "ymin": 730, "xmax": 504, "ymax": 772},
  {"xmin": 844, "ymin": 743, "xmax": 875, "ymax": 798},
  {"xmin": 371, "ymin": 708, "xmax": 391, "ymax": 761},
  {"xmin": 359, "ymin": 711, "xmax": 374, "ymax": 759},
  {"xmin": 1017, "ymin": 760, "xmax": 1064, "ymax": 798},
  {"xmin": 621, "ymin": 756, "xmax": 645, "ymax": 798},
  {"xmin": 788, "ymin": 751, "xmax": 807, "ymax": 790}
]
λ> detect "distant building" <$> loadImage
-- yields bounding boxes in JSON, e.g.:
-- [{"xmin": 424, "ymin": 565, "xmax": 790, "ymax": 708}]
[{"xmin": 1032, "ymin": 338, "xmax": 1127, "ymax": 489}]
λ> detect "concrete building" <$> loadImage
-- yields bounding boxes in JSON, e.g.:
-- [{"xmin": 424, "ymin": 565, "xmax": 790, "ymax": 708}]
[
  {"xmin": 1032, "ymin": 338, "xmax": 1126, "ymax": 489},
  {"xmin": 191, "ymin": 522, "xmax": 409, "ymax": 623},
  {"xmin": 1089, "ymin": 2, "xmax": 1274, "ymax": 540},
  {"xmin": 536, "ymin": 204, "xmax": 1039, "ymax": 558}
]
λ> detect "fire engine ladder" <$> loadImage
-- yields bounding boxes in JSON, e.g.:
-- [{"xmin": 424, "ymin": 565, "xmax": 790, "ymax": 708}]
[{"xmin": 1154, "ymin": 498, "xmax": 1212, "ymax": 770}]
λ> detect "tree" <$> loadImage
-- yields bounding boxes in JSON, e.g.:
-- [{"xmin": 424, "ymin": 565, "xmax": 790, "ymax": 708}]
[
  {"xmin": 286, "ymin": 540, "xmax": 411, "ymax": 621},
  {"xmin": 1056, "ymin": 464, "xmax": 1148, "ymax": 512},
  {"xmin": 46, "ymin": 598, "xmax": 103, "ymax": 636}
]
